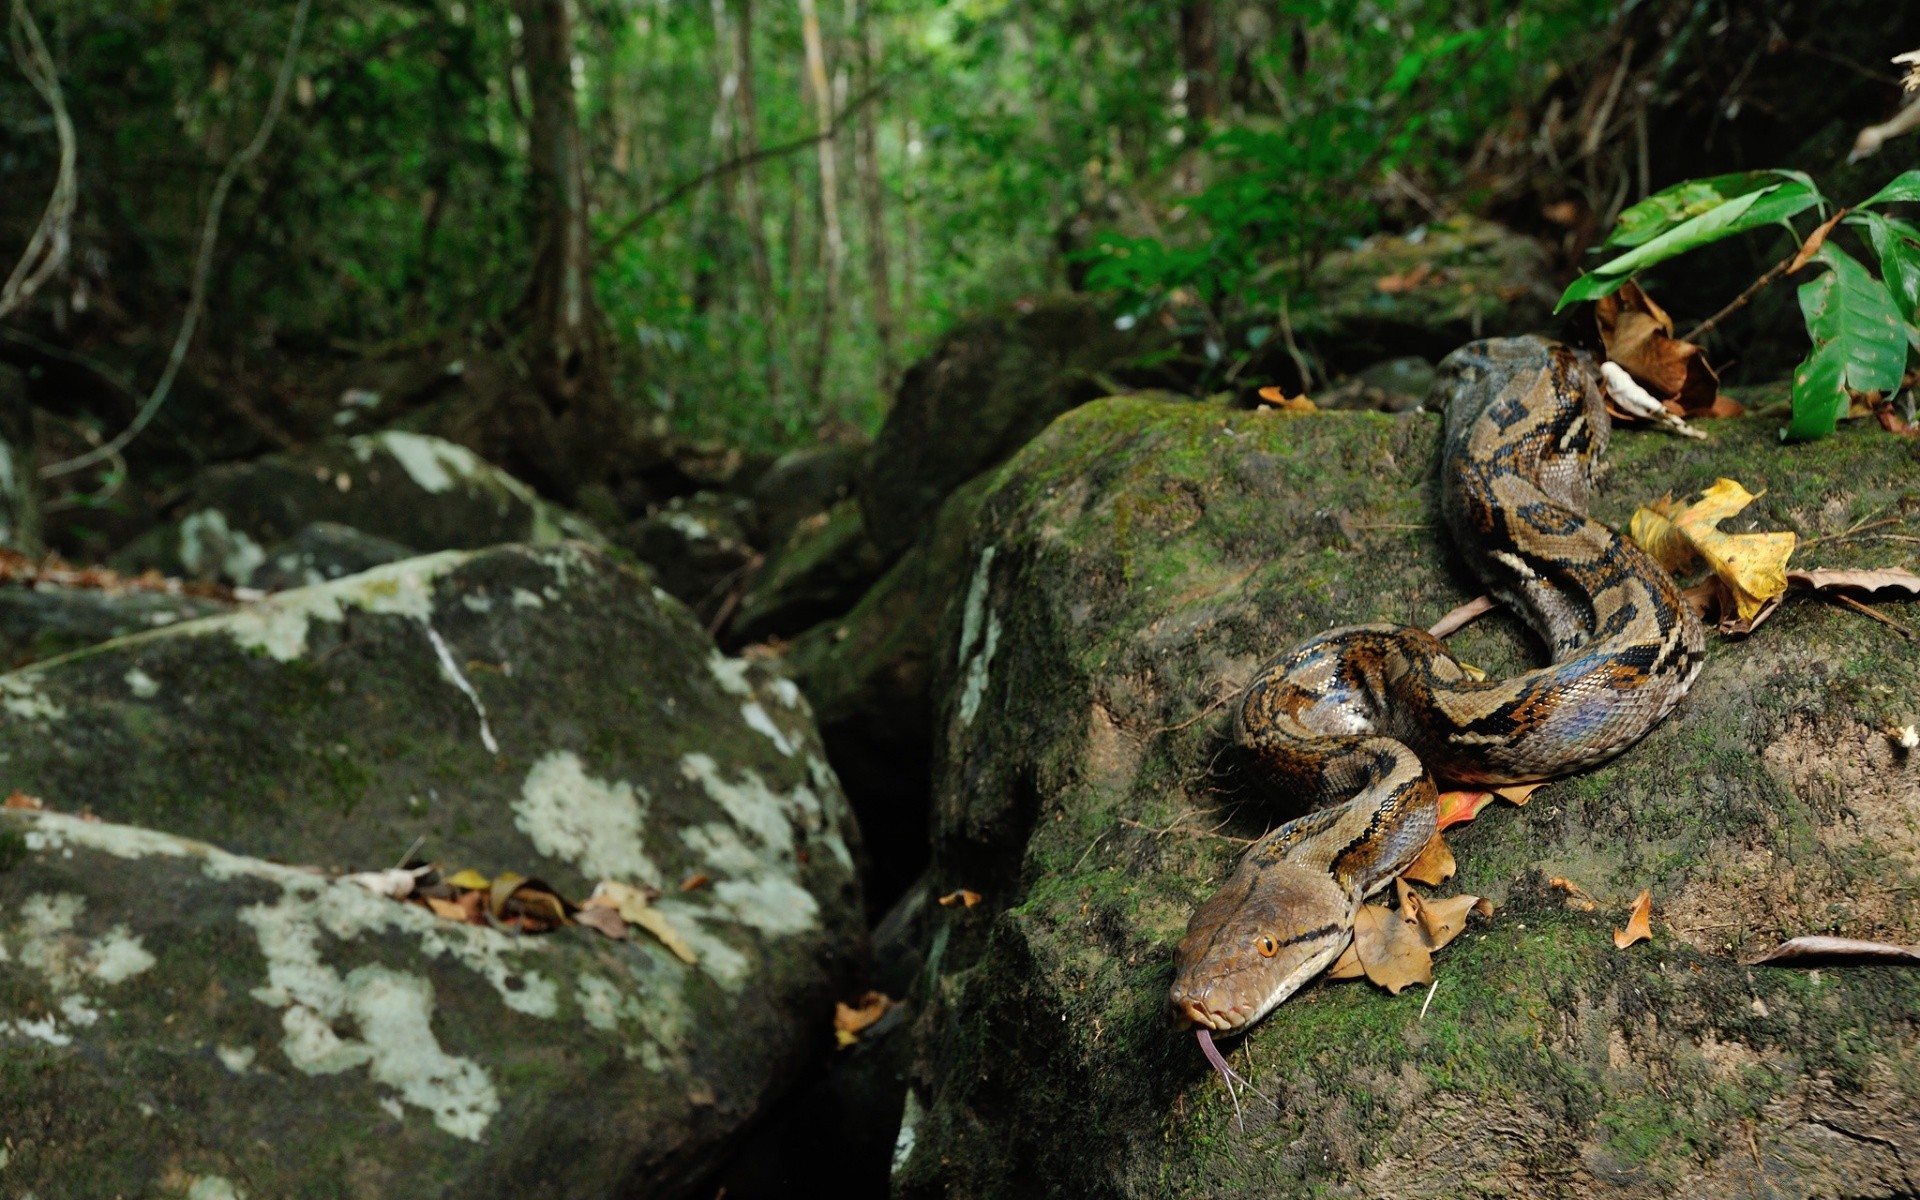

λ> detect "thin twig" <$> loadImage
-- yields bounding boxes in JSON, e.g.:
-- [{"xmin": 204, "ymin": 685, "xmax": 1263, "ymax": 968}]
[
  {"xmin": 1827, "ymin": 593, "xmax": 1915, "ymax": 640},
  {"xmin": 1799, "ymin": 515, "xmax": 1899, "ymax": 549},
  {"xmin": 0, "ymin": 0, "xmax": 78, "ymax": 321},
  {"xmin": 40, "ymin": 0, "xmax": 311, "ymax": 479},
  {"xmin": 594, "ymin": 78, "xmax": 890, "ymax": 261},
  {"xmin": 1681, "ymin": 251, "xmax": 1797, "ymax": 344}
]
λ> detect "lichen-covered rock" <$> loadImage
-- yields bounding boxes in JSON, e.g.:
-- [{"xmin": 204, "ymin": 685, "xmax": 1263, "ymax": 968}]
[
  {"xmin": 110, "ymin": 431, "xmax": 602, "ymax": 584},
  {"xmin": 1303, "ymin": 217, "xmax": 1558, "ymax": 369},
  {"xmin": 0, "ymin": 543, "xmax": 864, "ymax": 1196},
  {"xmin": 752, "ymin": 443, "xmax": 868, "ymax": 548},
  {"xmin": 784, "ymin": 473, "xmax": 998, "ymax": 909},
  {"xmin": 246, "ymin": 521, "xmax": 418, "ymax": 591},
  {"xmin": 0, "ymin": 585, "xmax": 230, "ymax": 670},
  {"xmin": 617, "ymin": 492, "xmax": 757, "ymax": 626},
  {"xmin": 859, "ymin": 295, "xmax": 1174, "ymax": 560},
  {"xmin": 729, "ymin": 499, "xmax": 886, "ymax": 646},
  {"xmin": 893, "ymin": 396, "xmax": 1920, "ymax": 1199}
]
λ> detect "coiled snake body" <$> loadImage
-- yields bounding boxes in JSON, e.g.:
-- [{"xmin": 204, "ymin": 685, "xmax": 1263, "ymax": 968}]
[{"xmin": 1171, "ymin": 336, "xmax": 1706, "ymax": 1034}]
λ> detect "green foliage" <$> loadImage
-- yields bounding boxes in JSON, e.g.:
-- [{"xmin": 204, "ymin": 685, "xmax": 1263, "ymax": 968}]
[{"xmin": 1560, "ymin": 168, "xmax": 1920, "ymax": 440}]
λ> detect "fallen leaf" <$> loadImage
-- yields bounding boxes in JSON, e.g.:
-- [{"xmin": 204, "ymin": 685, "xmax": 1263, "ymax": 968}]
[
  {"xmin": 341, "ymin": 865, "xmax": 430, "ymax": 900},
  {"xmin": 626, "ymin": 905, "xmax": 699, "ymax": 965},
  {"xmin": 1434, "ymin": 790, "xmax": 1496, "ymax": 831},
  {"xmin": 443, "ymin": 868, "xmax": 490, "ymax": 891},
  {"xmin": 1347, "ymin": 895, "xmax": 1434, "ymax": 994},
  {"xmin": 426, "ymin": 895, "xmax": 484, "ymax": 924},
  {"xmin": 487, "ymin": 870, "xmax": 529, "ymax": 920},
  {"xmin": 4, "ymin": 791, "xmax": 44, "ymax": 810},
  {"xmin": 1491, "ymin": 782, "xmax": 1544, "ymax": 805},
  {"xmin": 833, "ymin": 990, "xmax": 894, "ymax": 1046},
  {"xmin": 1549, "ymin": 877, "xmax": 1599, "ymax": 912},
  {"xmin": 1630, "ymin": 479, "xmax": 1795, "ymax": 622},
  {"xmin": 1401, "ymin": 833, "xmax": 1456, "ymax": 886},
  {"xmin": 1255, "ymin": 386, "xmax": 1318, "ymax": 414},
  {"xmin": 679, "ymin": 872, "xmax": 712, "ymax": 892},
  {"xmin": 938, "ymin": 889, "xmax": 983, "ymax": 908},
  {"xmin": 1375, "ymin": 263, "xmax": 1442, "ymax": 294},
  {"xmin": 1873, "ymin": 396, "xmax": 1919, "ymax": 436},
  {"xmin": 1613, "ymin": 889, "xmax": 1653, "ymax": 949},
  {"xmin": 1787, "ymin": 566, "xmax": 1920, "ymax": 596},
  {"xmin": 1406, "ymin": 887, "xmax": 1494, "ymax": 952},
  {"xmin": 1596, "ymin": 281, "xmax": 1721, "ymax": 415},
  {"xmin": 1748, "ymin": 935, "xmax": 1920, "ymax": 966},
  {"xmin": 573, "ymin": 904, "xmax": 628, "ymax": 940}
]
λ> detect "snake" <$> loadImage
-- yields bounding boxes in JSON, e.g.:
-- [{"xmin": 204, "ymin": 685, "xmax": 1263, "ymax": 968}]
[{"xmin": 1169, "ymin": 336, "xmax": 1706, "ymax": 1059}]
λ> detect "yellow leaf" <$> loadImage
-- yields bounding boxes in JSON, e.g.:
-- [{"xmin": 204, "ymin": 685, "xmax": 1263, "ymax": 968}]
[
  {"xmin": 1630, "ymin": 479, "xmax": 1795, "ymax": 622},
  {"xmin": 626, "ymin": 905, "xmax": 699, "ymax": 965},
  {"xmin": 1613, "ymin": 889, "xmax": 1653, "ymax": 949},
  {"xmin": 443, "ymin": 868, "xmax": 490, "ymax": 891}
]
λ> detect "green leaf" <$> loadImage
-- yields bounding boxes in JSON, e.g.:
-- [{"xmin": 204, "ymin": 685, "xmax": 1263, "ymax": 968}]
[
  {"xmin": 1857, "ymin": 169, "xmax": 1920, "ymax": 210},
  {"xmin": 1555, "ymin": 181, "xmax": 1819, "ymax": 313},
  {"xmin": 1599, "ymin": 172, "xmax": 1803, "ymax": 251},
  {"xmin": 1786, "ymin": 243, "xmax": 1909, "ymax": 440},
  {"xmin": 1852, "ymin": 211, "xmax": 1920, "ymax": 324},
  {"xmin": 1591, "ymin": 183, "xmax": 1816, "ymax": 280},
  {"xmin": 1554, "ymin": 270, "xmax": 1633, "ymax": 311}
]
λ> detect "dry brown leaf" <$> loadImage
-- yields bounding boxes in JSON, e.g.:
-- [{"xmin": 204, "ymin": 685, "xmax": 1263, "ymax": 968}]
[
  {"xmin": 1348, "ymin": 896, "xmax": 1433, "ymax": 994},
  {"xmin": 1254, "ymin": 386, "xmax": 1318, "ymax": 414},
  {"xmin": 1630, "ymin": 479, "xmax": 1795, "ymax": 622},
  {"xmin": 938, "ymin": 889, "xmax": 983, "ymax": 908},
  {"xmin": 1788, "ymin": 567, "xmax": 1920, "ymax": 596},
  {"xmin": 679, "ymin": 872, "xmax": 712, "ymax": 892},
  {"xmin": 1492, "ymin": 782, "xmax": 1544, "ymax": 805},
  {"xmin": 1409, "ymin": 890, "xmax": 1494, "ymax": 952},
  {"xmin": 425, "ymin": 896, "xmax": 471, "ymax": 922},
  {"xmin": 627, "ymin": 905, "xmax": 699, "ymax": 964},
  {"xmin": 4, "ymin": 791, "xmax": 44, "ymax": 810},
  {"xmin": 1549, "ymin": 877, "xmax": 1599, "ymax": 912},
  {"xmin": 1747, "ymin": 935, "xmax": 1920, "ymax": 966},
  {"xmin": 1613, "ymin": 889, "xmax": 1653, "ymax": 949},
  {"xmin": 1401, "ymin": 833, "xmax": 1456, "ymax": 886},
  {"xmin": 1375, "ymin": 263, "xmax": 1442, "ymax": 294},
  {"xmin": 587, "ymin": 880, "xmax": 697, "ymax": 963},
  {"xmin": 1787, "ymin": 207, "xmax": 1849, "ymax": 274},
  {"xmin": 573, "ymin": 904, "xmax": 628, "ymax": 940},
  {"xmin": 1596, "ymin": 281, "xmax": 1721, "ymax": 415},
  {"xmin": 1872, "ymin": 396, "xmax": 1920, "ymax": 436}
]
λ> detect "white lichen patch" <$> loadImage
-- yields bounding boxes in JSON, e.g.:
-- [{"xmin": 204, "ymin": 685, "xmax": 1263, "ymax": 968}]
[
  {"xmin": 1, "ymin": 892, "xmax": 156, "ymax": 1046},
  {"xmin": 514, "ymin": 751, "xmax": 662, "ymax": 887},
  {"xmin": 511, "ymin": 588, "xmax": 545, "ymax": 609},
  {"xmin": 956, "ymin": 546, "xmax": 998, "ymax": 667},
  {"xmin": 185, "ymin": 1173, "xmax": 245, "ymax": 1200},
  {"xmin": 707, "ymin": 649, "xmax": 755, "ymax": 697},
  {"xmin": 767, "ymin": 678, "xmax": 804, "ymax": 710},
  {"xmin": 357, "ymin": 431, "xmax": 487, "ymax": 496},
  {"xmin": 178, "ymin": 509, "xmax": 267, "ymax": 584},
  {"xmin": 892, "ymin": 1089, "xmax": 924, "ymax": 1177},
  {"xmin": 123, "ymin": 668, "xmax": 160, "ymax": 699},
  {"xmin": 216, "ymin": 550, "xmax": 469, "ymax": 661},
  {"xmin": 216, "ymin": 1044, "xmax": 256, "ymax": 1074},
  {"xmin": 957, "ymin": 612, "xmax": 1001, "ymax": 726},
  {"xmin": 0, "ymin": 672, "xmax": 65, "ymax": 721},
  {"xmin": 740, "ymin": 701, "xmax": 797, "ymax": 756},
  {"xmin": 460, "ymin": 594, "xmax": 494, "ymax": 613}
]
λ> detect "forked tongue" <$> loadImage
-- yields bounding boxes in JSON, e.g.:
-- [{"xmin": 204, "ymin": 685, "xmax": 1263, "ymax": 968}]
[{"xmin": 1195, "ymin": 1027, "xmax": 1280, "ymax": 1131}]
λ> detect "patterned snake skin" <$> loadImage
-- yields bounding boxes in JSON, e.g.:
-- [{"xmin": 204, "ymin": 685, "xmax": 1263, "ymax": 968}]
[{"xmin": 1170, "ymin": 336, "xmax": 1706, "ymax": 1033}]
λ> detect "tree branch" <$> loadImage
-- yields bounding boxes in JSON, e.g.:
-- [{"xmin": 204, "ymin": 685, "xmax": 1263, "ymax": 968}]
[
  {"xmin": 594, "ymin": 78, "xmax": 889, "ymax": 262},
  {"xmin": 41, "ymin": 0, "xmax": 311, "ymax": 479},
  {"xmin": 0, "ymin": 0, "xmax": 78, "ymax": 322}
]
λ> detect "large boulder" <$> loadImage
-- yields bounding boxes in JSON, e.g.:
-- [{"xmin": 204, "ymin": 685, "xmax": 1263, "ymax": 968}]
[
  {"xmin": 891, "ymin": 396, "xmax": 1920, "ymax": 1198},
  {"xmin": 111, "ymin": 431, "xmax": 601, "ymax": 584},
  {"xmin": 0, "ymin": 583, "xmax": 229, "ymax": 670},
  {"xmin": 728, "ymin": 500, "xmax": 886, "ymax": 646},
  {"xmin": 1299, "ymin": 216, "xmax": 1559, "ymax": 370},
  {"xmin": 616, "ymin": 492, "xmax": 758, "ymax": 628},
  {"xmin": 859, "ymin": 295, "xmax": 1174, "ymax": 560},
  {"xmin": 784, "ymin": 473, "xmax": 998, "ymax": 910},
  {"xmin": 0, "ymin": 542, "xmax": 865, "ymax": 1197}
]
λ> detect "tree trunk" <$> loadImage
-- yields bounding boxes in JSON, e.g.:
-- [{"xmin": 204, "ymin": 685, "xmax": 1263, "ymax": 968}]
[
  {"xmin": 850, "ymin": 0, "xmax": 896, "ymax": 399},
  {"xmin": 513, "ymin": 0, "xmax": 617, "ymax": 493},
  {"xmin": 797, "ymin": 0, "xmax": 841, "ymax": 405},
  {"xmin": 725, "ymin": 0, "xmax": 782, "ymax": 399},
  {"xmin": 1178, "ymin": 0, "xmax": 1218, "ymax": 125}
]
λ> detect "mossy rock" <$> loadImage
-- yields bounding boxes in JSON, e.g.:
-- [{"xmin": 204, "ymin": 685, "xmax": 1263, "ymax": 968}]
[
  {"xmin": 860, "ymin": 295, "xmax": 1177, "ymax": 560},
  {"xmin": 0, "ymin": 585, "xmax": 230, "ymax": 670},
  {"xmin": 1301, "ymin": 217, "xmax": 1559, "ymax": 370},
  {"xmin": 0, "ymin": 543, "xmax": 864, "ymax": 1196},
  {"xmin": 895, "ymin": 395, "xmax": 1920, "ymax": 1198},
  {"xmin": 111, "ymin": 432, "xmax": 602, "ymax": 584},
  {"xmin": 616, "ymin": 491, "xmax": 757, "ymax": 626},
  {"xmin": 729, "ymin": 499, "xmax": 887, "ymax": 645},
  {"xmin": 784, "ymin": 472, "xmax": 1000, "ymax": 911}
]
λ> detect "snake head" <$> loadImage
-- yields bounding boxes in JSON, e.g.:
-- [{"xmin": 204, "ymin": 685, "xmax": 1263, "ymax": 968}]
[{"xmin": 1169, "ymin": 858, "xmax": 1356, "ymax": 1032}]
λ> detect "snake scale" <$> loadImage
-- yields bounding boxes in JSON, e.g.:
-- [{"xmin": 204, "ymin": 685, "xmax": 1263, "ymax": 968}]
[{"xmin": 1170, "ymin": 335, "xmax": 1706, "ymax": 1038}]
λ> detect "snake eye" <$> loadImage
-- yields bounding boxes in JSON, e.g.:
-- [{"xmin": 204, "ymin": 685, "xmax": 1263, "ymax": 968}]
[{"xmin": 1256, "ymin": 935, "xmax": 1278, "ymax": 958}]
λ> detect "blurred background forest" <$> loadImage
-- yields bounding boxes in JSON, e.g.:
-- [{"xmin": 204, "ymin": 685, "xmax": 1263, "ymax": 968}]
[{"xmin": 4, "ymin": 0, "xmax": 1917, "ymax": 554}]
